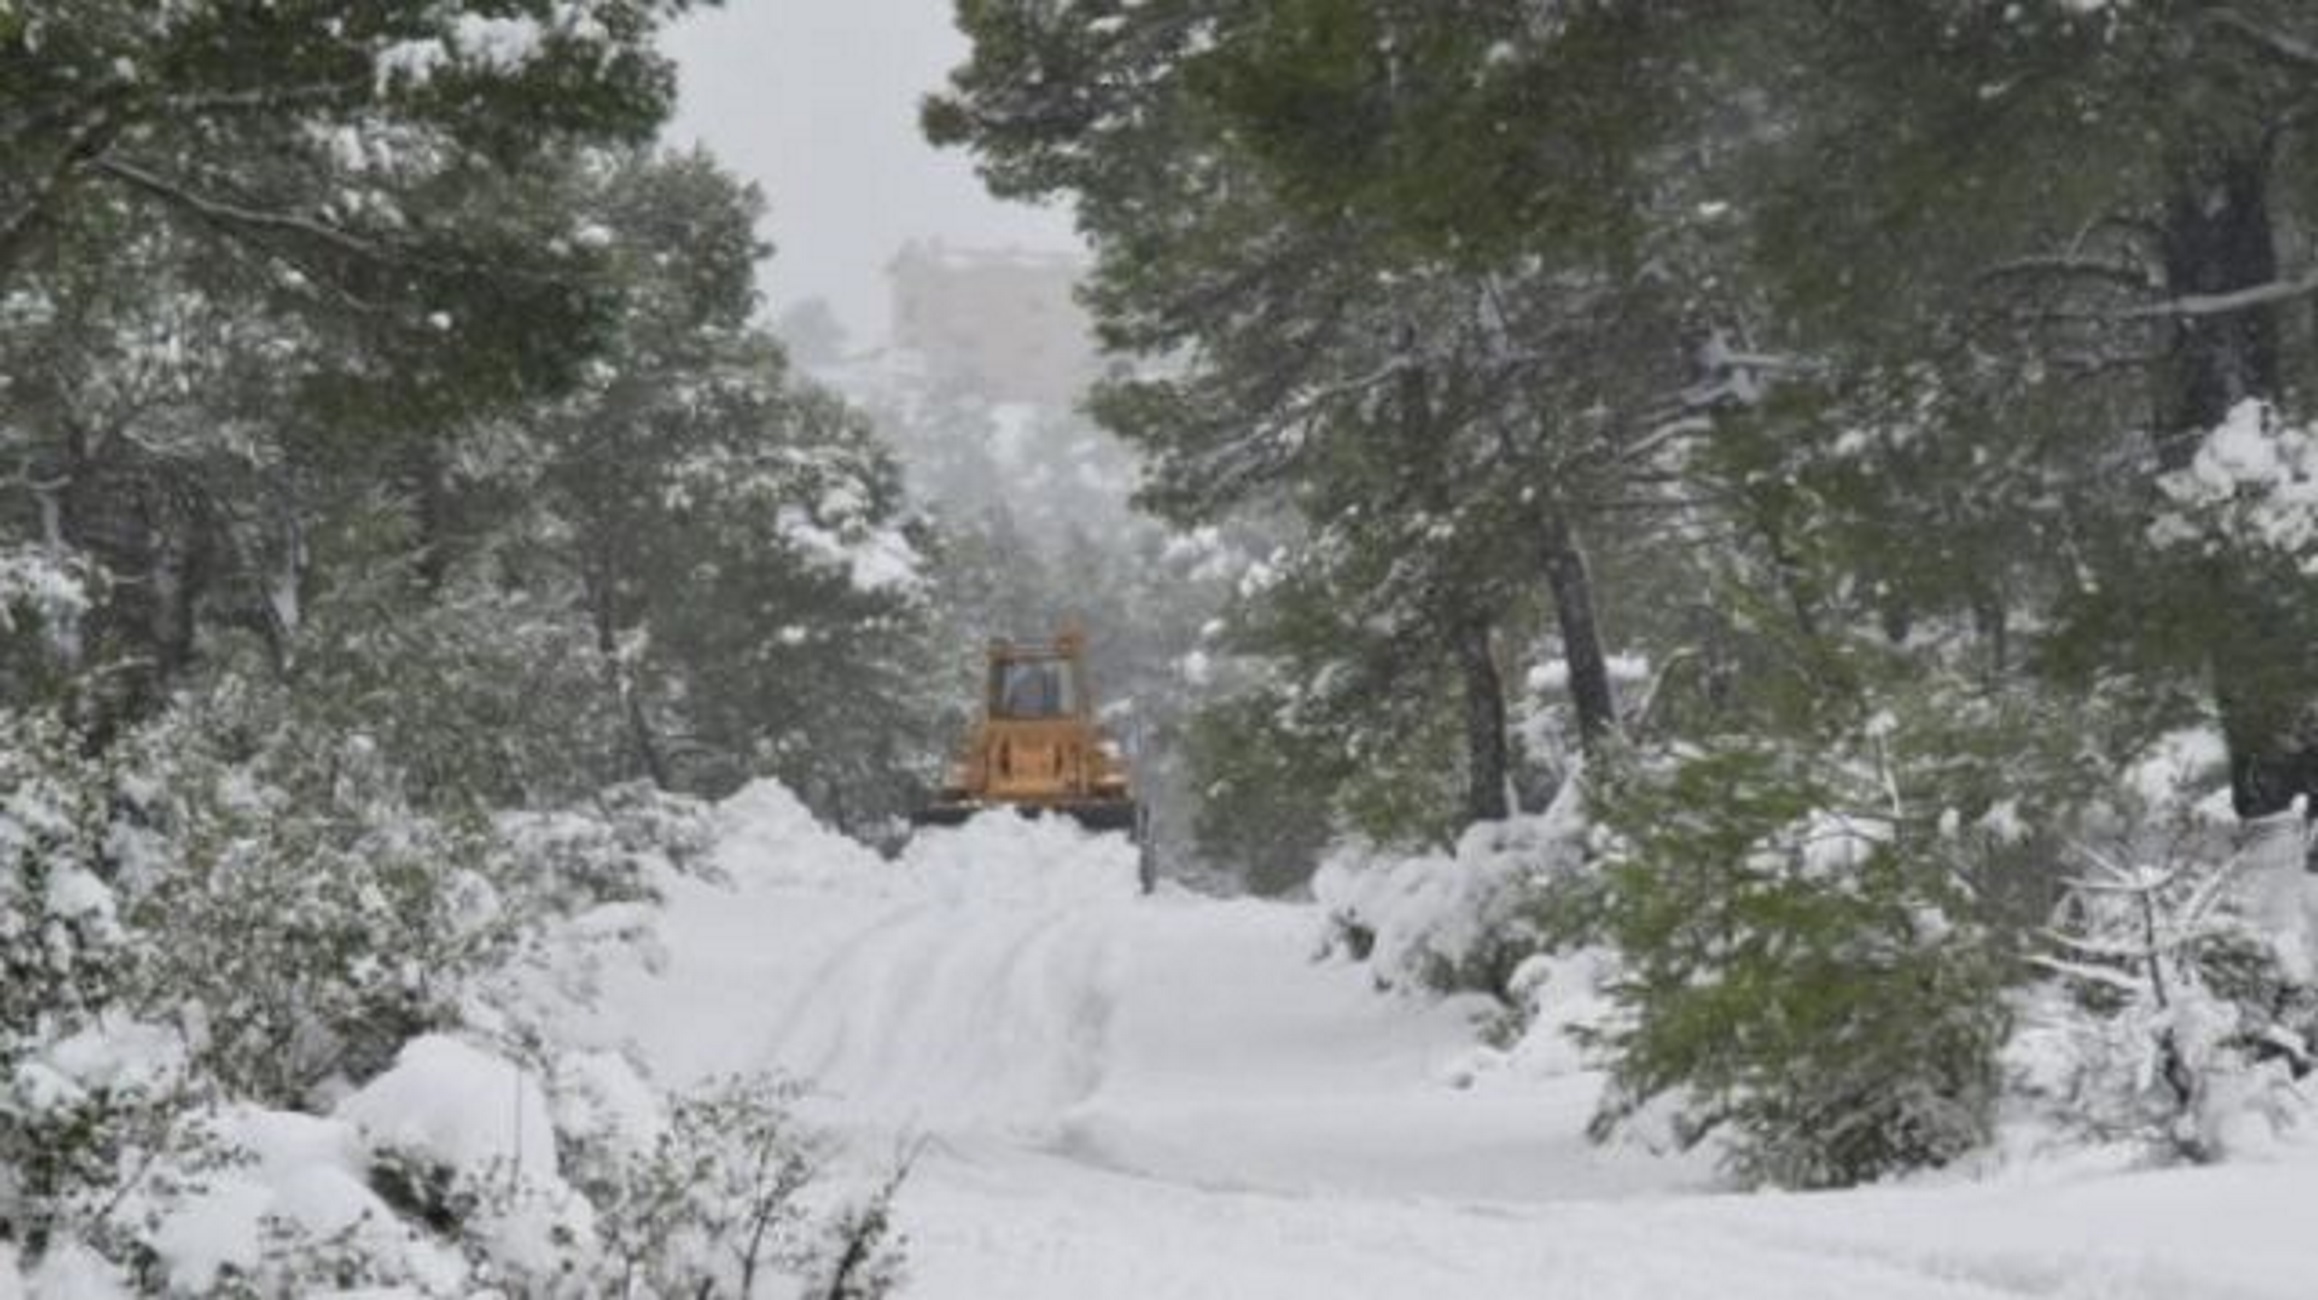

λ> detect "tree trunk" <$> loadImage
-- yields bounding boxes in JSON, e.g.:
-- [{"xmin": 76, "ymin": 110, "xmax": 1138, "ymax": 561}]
[
  {"xmin": 1540, "ymin": 506, "xmax": 1617, "ymax": 754},
  {"xmin": 2156, "ymin": 147, "xmax": 2306, "ymax": 820},
  {"xmin": 54, "ymin": 421, "xmax": 157, "ymax": 748},
  {"xmin": 410, "ymin": 441, "xmax": 453, "ymax": 592},
  {"xmin": 2156, "ymin": 151, "xmax": 2280, "ymax": 470},
  {"xmin": 1395, "ymin": 336, "xmax": 1517, "ymax": 822},
  {"xmin": 1455, "ymin": 611, "xmax": 1511, "ymax": 822},
  {"xmin": 151, "ymin": 486, "xmax": 207, "ymax": 688},
  {"xmin": 590, "ymin": 560, "xmax": 669, "ymax": 789}
]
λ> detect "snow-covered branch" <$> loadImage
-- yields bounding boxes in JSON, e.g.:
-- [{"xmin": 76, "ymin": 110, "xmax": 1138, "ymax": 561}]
[
  {"xmin": 2114, "ymin": 271, "xmax": 2318, "ymax": 321},
  {"xmin": 152, "ymin": 81, "xmax": 365, "ymax": 118},
  {"xmin": 2204, "ymin": 9, "xmax": 2318, "ymax": 71},
  {"xmin": 91, "ymin": 155, "xmax": 398, "ymax": 265},
  {"xmin": 1975, "ymin": 254, "xmax": 2154, "ymax": 291}
]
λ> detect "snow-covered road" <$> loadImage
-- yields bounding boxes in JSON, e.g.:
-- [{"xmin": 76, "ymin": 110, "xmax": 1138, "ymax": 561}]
[{"xmin": 578, "ymin": 785, "xmax": 2318, "ymax": 1299}]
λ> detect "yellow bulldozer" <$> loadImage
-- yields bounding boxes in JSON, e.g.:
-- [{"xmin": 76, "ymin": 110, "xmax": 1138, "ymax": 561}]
[{"xmin": 913, "ymin": 627, "xmax": 1153, "ymax": 889}]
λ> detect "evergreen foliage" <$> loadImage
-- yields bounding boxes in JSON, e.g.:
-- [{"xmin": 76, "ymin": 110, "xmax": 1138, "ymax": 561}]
[
  {"xmin": 1584, "ymin": 721, "xmax": 2014, "ymax": 1188},
  {"xmin": 1, "ymin": 1, "xmax": 930, "ymax": 1282}
]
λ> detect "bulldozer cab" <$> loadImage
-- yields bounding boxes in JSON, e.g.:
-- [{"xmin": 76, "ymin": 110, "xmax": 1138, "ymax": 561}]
[{"xmin": 992, "ymin": 654, "xmax": 1078, "ymax": 720}]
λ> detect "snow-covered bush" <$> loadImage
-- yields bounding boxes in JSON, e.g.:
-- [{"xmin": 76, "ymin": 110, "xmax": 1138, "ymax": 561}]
[
  {"xmin": 588, "ymin": 1073, "xmax": 819, "ymax": 1295},
  {"xmin": 0, "ymin": 1022, "xmax": 205, "ymax": 1278},
  {"xmin": 1582, "ymin": 728, "xmax": 2013, "ymax": 1189},
  {"xmin": 809, "ymin": 1154, "xmax": 913, "ymax": 1300},
  {"xmin": 579, "ymin": 1072, "xmax": 910, "ymax": 1300},
  {"xmin": 2150, "ymin": 400, "xmax": 2318, "ymax": 562},
  {"xmin": 0, "ymin": 711, "xmax": 126, "ymax": 1048},
  {"xmin": 1312, "ymin": 781, "xmax": 1588, "ymax": 1001},
  {"xmin": 1, "ymin": 671, "xmax": 905, "ymax": 1291},
  {"xmin": 0, "ymin": 710, "xmax": 158, "ymax": 1259},
  {"xmin": 106, "ymin": 680, "xmax": 717, "ymax": 1114},
  {"xmin": 0, "ymin": 546, "xmax": 90, "ymax": 685},
  {"xmin": 497, "ymin": 782, "xmax": 718, "ymax": 915},
  {"xmin": 113, "ymin": 693, "xmax": 508, "ymax": 1108},
  {"xmin": 334, "ymin": 1034, "xmax": 599, "ymax": 1292},
  {"xmin": 2013, "ymin": 825, "xmax": 2315, "ymax": 1162}
]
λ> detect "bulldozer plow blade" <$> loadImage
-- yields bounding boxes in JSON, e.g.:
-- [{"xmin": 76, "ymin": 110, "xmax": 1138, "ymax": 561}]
[
  {"xmin": 1057, "ymin": 800, "xmax": 1141, "ymax": 836},
  {"xmin": 911, "ymin": 800, "xmax": 1143, "ymax": 837},
  {"xmin": 908, "ymin": 803, "xmax": 981, "ymax": 829}
]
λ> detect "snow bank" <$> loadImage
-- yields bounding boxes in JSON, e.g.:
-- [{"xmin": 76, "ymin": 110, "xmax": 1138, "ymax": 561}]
[
  {"xmin": 144, "ymin": 1106, "xmax": 469, "ymax": 1295},
  {"xmin": 335, "ymin": 1035, "xmax": 596, "ymax": 1281},
  {"xmin": 338, "ymin": 1034, "xmax": 559, "ymax": 1179},
  {"xmin": 894, "ymin": 808, "xmax": 1143, "ymax": 905},
  {"xmin": 17, "ymin": 1243, "xmax": 128, "ymax": 1300},
  {"xmin": 710, "ymin": 779, "xmax": 1142, "ymax": 905},
  {"xmin": 548, "ymin": 1047, "xmax": 666, "ymax": 1162},
  {"xmin": 711, "ymin": 778, "xmax": 884, "ymax": 888},
  {"xmin": 745, "ymin": 803, "xmax": 1139, "ymax": 1128}
]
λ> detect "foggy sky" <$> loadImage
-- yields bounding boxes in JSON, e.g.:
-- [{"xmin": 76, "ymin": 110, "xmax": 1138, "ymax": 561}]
[{"xmin": 661, "ymin": 1, "xmax": 1080, "ymax": 347}]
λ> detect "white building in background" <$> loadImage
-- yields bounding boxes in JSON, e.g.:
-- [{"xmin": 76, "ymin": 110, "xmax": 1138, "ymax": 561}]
[{"xmin": 888, "ymin": 241, "xmax": 1098, "ymax": 408}]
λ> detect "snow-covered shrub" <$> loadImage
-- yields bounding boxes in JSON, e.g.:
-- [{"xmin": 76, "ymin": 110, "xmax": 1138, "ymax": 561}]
[
  {"xmin": 809, "ymin": 1153, "xmax": 913, "ymax": 1300},
  {"xmin": 2014, "ymin": 826, "xmax": 2315, "ymax": 1162},
  {"xmin": 0, "ymin": 546, "xmax": 90, "ymax": 695},
  {"xmin": 114, "ymin": 694, "xmax": 509, "ymax": 1107},
  {"xmin": 334, "ymin": 1034, "xmax": 599, "ymax": 1292},
  {"xmin": 0, "ymin": 1021, "xmax": 206, "ymax": 1279},
  {"xmin": 482, "ymin": 788, "xmax": 722, "ymax": 1047},
  {"xmin": 2150, "ymin": 399, "xmax": 2318, "ymax": 561},
  {"xmin": 582, "ymin": 1072, "xmax": 909, "ymax": 1299},
  {"xmin": 0, "ymin": 710, "xmax": 163, "ymax": 1260},
  {"xmin": 3, "ymin": 677, "xmax": 900, "ymax": 1290},
  {"xmin": 1583, "ymin": 729, "xmax": 2013, "ymax": 1188},
  {"xmin": 0, "ymin": 718, "xmax": 288, "ymax": 1290},
  {"xmin": 1312, "ymin": 782, "xmax": 1588, "ymax": 1001},
  {"xmin": 496, "ymin": 782, "xmax": 718, "ymax": 914},
  {"xmin": 0, "ymin": 711, "xmax": 127, "ymax": 1047}
]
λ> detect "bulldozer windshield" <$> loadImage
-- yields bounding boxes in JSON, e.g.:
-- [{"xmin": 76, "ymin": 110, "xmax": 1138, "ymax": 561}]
[{"xmin": 993, "ymin": 658, "xmax": 1077, "ymax": 718}]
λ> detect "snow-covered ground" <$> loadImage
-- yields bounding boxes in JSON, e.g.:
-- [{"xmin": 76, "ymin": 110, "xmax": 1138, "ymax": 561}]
[{"xmin": 570, "ymin": 784, "xmax": 2318, "ymax": 1298}]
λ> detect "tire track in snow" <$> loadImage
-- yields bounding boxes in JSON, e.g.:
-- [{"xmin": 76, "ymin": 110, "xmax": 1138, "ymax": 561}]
[
  {"xmin": 759, "ymin": 905, "xmax": 924, "ymax": 1078},
  {"xmin": 934, "ymin": 906, "xmax": 1071, "ymax": 1109},
  {"xmin": 773, "ymin": 900, "xmax": 960, "ymax": 1102},
  {"xmin": 756, "ymin": 890, "xmax": 1129, "ymax": 1132},
  {"xmin": 983, "ymin": 906, "xmax": 1121, "ymax": 1113},
  {"xmin": 758, "ymin": 901, "xmax": 937, "ymax": 1072}
]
